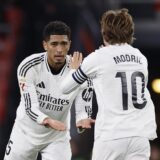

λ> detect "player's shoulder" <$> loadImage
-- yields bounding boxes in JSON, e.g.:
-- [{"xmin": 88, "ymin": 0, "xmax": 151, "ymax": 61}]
[
  {"xmin": 89, "ymin": 46, "xmax": 111, "ymax": 60},
  {"xmin": 85, "ymin": 47, "xmax": 104, "ymax": 59},
  {"xmin": 20, "ymin": 52, "xmax": 45, "ymax": 65},
  {"xmin": 82, "ymin": 47, "xmax": 109, "ymax": 67},
  {"xmin": 17, "ymin": 52, "xmax": 46, "ymax": 76},
  {"xmin": 132, "ymin": 46, "xmax": 147, "ymax": 61},
  {"xmin": 95, "ymin": 46, "xmax": 112, "ymax": 55}
]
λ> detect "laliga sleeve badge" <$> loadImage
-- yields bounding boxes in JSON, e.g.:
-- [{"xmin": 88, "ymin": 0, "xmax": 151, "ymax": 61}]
[{"xmin": 19, "ymin": 82, "xmax": 25, "ymax": 91}]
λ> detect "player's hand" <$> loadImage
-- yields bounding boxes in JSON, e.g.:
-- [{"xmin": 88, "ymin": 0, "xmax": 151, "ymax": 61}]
[
  {"xmin": 70, "ymin": 51, "xmax": 83, "ymax": 69},
  {"xmin": 76, "ymin": 118, "xmax": 95, "ymax": 134},
  {"xmin": 76, "ymin": 118, "xmax": 95, "ymax": 129},
  {"xmin": 42, "ymin": 118, "xmax": 66, "ymax": 131}
]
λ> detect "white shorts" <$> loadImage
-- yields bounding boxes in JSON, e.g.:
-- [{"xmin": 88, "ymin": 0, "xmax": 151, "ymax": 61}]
[
  {"xmin": 91, "ymin": 137, "xmax": 150, "ymax": 160},
  {"xmin": 4, "ymin": 125, "xmax": 71, "ymax": 160}
]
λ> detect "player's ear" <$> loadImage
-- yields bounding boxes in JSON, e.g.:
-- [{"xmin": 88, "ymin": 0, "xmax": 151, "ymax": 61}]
[{"xmin": 43, "ymin": 41, "xmax": 47, "ymax": 51}]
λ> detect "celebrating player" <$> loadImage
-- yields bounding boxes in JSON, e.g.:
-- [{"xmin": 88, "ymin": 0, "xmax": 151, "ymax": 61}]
[
  {"xmin": 60, "ymin": 8, "xmax": 157, "ymax": 160},
  {"xmin": 4, "ymin": 21, "xmax": 95, "ymax": 160}
]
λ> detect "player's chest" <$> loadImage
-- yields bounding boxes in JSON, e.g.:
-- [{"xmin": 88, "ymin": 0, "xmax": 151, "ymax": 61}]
[
  {"xmin": 36, "ymin": 74, "xmax": 63, "ymax": 94},
  {"xmin": 35, "ymin": 71, "xmax": 77, "ymax": 104}
]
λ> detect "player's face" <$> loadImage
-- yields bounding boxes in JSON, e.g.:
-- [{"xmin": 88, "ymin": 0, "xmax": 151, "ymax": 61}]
[{"xmin": 43, "ymin": 35, "xmax": 71, "ymax": 67}]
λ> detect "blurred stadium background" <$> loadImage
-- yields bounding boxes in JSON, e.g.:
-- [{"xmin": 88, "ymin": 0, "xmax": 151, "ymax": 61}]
[{"xmin": 0, "ymin": 0, "xmax": 160, "ymax": 159}]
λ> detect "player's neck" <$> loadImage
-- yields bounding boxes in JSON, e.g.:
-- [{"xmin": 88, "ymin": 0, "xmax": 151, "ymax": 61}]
[
  {"xmin": 104, "ymin": 40, "xmax": 109, "ymax": 46},
  {"xmin": 48, "ymin": 61, "xmax": 66, "ymax": 75}
]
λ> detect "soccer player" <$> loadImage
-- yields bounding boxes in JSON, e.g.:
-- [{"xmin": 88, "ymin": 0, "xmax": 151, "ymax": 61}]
[
  {"xmin": 60, "ymin": 8, "xmax": 157, "ymax": 160},
  {"xmin": 4, "ymin": 21, "xmax": 95, "ymax": 160}
]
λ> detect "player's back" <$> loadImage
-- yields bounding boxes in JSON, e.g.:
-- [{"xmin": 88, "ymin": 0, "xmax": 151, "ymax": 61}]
[{"xmin": 90, "ymin": 44, "xmax": 157, "ymax": 141}]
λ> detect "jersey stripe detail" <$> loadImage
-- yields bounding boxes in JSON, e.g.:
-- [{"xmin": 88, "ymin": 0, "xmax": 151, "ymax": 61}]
[
  {"xmin": 61, "ymin": 65, "xmax": 67, "ymax": 76},
  {"xmin": 23, "ymin": 60, "xmax": 44, "ymax": 77},
  {"xmin": 87, "ymin": 78, "xmax": 93, "ymax": 87},
  {"xmin": 23, "ymin": 93, "xmax": 38, "ymax": 121},
  {"xmin": 45, "ymin": 56, "xmax": 50, "ymax": 72},
  {"xmin": 72, "ymin": 67, "xmax": 88, "ymax": 84},
  {"xmin": 19, "ymin": 55, "xmax": 44, "ymax": 76},
  {"xmin": 19, "ymin": 55, "xmax": 44, "ymax": 77},
  {"xmin": 79, "ymin": 67, "xmax": 88, "ymax": 78},
  {"xmin": 72, "ymin": 74, "xmax": 82, "ymax": 84}
]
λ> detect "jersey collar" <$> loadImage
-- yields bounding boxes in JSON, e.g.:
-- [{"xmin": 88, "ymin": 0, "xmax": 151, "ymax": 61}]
[
  {"xmin": 44, "ymin": 53, "xmax": 70, "ymax": 75},
  {"xmin": 44, "ymin": 53, "xmax": 50, "ymax": 73}
]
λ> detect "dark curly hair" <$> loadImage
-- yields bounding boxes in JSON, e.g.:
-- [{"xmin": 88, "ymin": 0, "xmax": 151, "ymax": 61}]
[{"xmin": 43, "ymin": 21, "xmax": 71, "ymax": 41}]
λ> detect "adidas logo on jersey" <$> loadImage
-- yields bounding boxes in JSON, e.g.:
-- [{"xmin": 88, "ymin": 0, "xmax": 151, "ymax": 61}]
[{"xmin": 36, "ymin": 81, "xmax": 45, "ymax": 88}]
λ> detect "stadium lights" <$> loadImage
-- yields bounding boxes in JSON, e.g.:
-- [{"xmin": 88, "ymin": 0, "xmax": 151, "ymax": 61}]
[{"xmin": 151, "ymin": 78, "xmax": 160, "ymax": 94}]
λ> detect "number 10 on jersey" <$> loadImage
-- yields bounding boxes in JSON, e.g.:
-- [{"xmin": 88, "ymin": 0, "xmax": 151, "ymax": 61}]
[{"xmin": 116, "ymin": 71, "xmax": 147, "ymax": 110}]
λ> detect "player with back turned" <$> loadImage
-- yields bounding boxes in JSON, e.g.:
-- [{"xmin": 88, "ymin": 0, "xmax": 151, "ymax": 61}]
[
  {"xmin": 4, "ymin": 21, "xmax": 95, "ymax": 160},
  {"xmin": 61, "ymin": 8, "xmax": 157, "ymax": 160}
]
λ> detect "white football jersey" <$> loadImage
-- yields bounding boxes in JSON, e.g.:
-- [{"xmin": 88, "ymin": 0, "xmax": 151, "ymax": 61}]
[
  {"xmin": 61, "ymin": 43, "xmax": 157, "ymax": 141},
  {"xmin": 15, "ymin": 52, "xmax": 93, "ymax": 145}
]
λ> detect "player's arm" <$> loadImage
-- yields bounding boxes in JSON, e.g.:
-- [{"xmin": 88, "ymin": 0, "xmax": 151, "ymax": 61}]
[
  {"xmin": 60, "ymin": 52, "xmax": 97, "ymax": 94},
  {"xmin": 60, "ymin": 52, "xmax": 83, "ymax": 94},
  {"xmin": 75, "ymin": 79, "xmax": 95, "ymax": 133},
  {"xmin": 17, "ymin": 62, "xmax": 66, "ymax": 130},
  {"xmin": 42, "ymin": 117, "xmax": 66, "ymax": 131}
]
